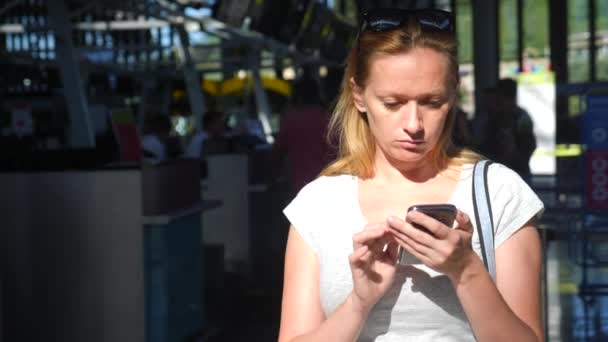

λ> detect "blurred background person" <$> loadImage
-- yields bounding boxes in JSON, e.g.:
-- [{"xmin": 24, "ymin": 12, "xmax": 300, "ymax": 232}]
[
  {"xmin": 495, "ymin": 78, "xmax": 536, "ymax": 179},
  {"xmin": 141, "ymin": 113, "xmax": 173, "ymax": 163},
  {"xmin": 271, "ymin": 75, "xmax": 333, "ymax": 195},
  {"xmin": 184, "ymin": 109, "xmax": 231, "ymax": 159},
  {"xmin": 452, "ymin": 105, "xmax": 473, "ymax": 149},
  {"xmin": 472, "ymin": 85, "xmax": 499, "ymax": 150},
  {"xmin": 474, "ymin": 79, "xmax": 536, "ymax": 181}
]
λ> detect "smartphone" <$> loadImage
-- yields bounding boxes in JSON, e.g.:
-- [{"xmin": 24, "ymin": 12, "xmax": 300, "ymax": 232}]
[
  {"xmin": 407, "ymin": 204, "xmax": 457, "ymax": 229},
  {"xmin": 397, "ymin": 204, "xmax": 458, "ymax": 265}
]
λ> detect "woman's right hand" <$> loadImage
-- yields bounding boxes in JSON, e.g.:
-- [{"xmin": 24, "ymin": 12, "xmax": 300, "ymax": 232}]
[{"xmin": 349, "ymin": 223, "xmax": 400, "ymax": 313}]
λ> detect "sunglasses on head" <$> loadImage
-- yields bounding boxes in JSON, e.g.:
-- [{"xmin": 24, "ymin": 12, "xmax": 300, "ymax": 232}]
[{"xmin": 360, "ymin": 8, "xmax": 454, "ymax": 34}]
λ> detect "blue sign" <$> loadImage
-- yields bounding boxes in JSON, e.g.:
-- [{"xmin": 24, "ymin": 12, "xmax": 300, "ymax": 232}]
[{"xmin": 584, "ymin": 92, "xmax": 608, "ymax": 150}]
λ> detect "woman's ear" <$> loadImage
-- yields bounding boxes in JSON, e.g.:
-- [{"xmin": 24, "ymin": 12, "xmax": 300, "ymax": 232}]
[{"xmin": 350, "ymin": 77, "xmax": 367, "ymax": 113}]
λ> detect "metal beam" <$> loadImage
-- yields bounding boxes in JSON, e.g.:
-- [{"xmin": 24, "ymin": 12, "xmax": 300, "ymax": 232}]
[
  {"xmin": 516, "ymin": 0, "xmax": 524, "ymax": 72},
  {"xmin": 589, "ymin": 0, "xmax": 597, "ymax": 82},
  {"xmin": 472, "ymin": 0, "xmax": 499, "ymax": 111},
  {"xmin": 0, "ymin": 0, "xmax": 24, "ymax": 18},
  {"xmin": 177, "ymin": 25, "xmax": 206, "ymax": 129},
  {"xmin": 68, "ymin": 3, "xmax": 100, "ymax": 19},
  {"xmin": 149, "ymin": 0, "xmax": 342, "ymax": 67},
  {"xmin": 250, "ymin": 51, "xmax": 275, "ymax": 144},
  {"xmin": 549, "ymin": 0, "xmax": 568, "ymax": 118},
  {"xmin": 47, "ymin": 0, "xmax": 95, "ymax": 148}
]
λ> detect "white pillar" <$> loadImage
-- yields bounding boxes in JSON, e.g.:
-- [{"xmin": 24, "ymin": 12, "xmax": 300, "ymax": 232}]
[
  {"xmin": 177, "ymin": 26, "xmax": 206, "ymax": 129},
  {"xmin": 250, "ymin": 51, "xmax": 274, "ymax": 143},
  {"xmin": 47, "ymin": 0, "xmax": 95, "ymax": 148}
]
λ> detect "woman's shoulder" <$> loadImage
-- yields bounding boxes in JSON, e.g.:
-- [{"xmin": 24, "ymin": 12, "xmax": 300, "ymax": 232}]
[
  {"xmin": 458, "ymin": 161, "xmax": 537, "ymax": 203},
  {"xmin": 483, "ymin": 162, "xmax": 544, "ymax": 247},
  {"xmin": 478, "ymin": 161, "xmax": 543, "ymax": 213},
  {"xmin": 298, "ymin": 174, "xmax": 356, "ymax": 197},
  {"xmin": 284, "ymin": 174, "xmax": 356, "ymax": 252},
  {"xmin": 486, "ymin": 162, "xmax": 526, "ymax": 186},
  {"xmin": 459, "ymin": 160, "xmax": 523, "ymax": 183}
]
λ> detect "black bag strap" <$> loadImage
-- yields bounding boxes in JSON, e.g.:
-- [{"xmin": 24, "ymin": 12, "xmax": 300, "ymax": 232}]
[{"xmin": 472, "ymin": 160, "xmax": 496, "ymax": 281}]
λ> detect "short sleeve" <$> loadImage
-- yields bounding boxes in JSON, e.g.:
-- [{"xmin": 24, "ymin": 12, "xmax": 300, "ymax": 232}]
[
  {"xmin": 488, "ymin": 163, "xmax": 545, "ymax": 248},
  {"xmin": 283, "ymin": 179, "xmax": 323, "ymax": 256}
]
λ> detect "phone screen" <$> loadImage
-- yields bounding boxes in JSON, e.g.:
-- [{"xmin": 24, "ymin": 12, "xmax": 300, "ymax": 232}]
[{"xmin": 407, "ymin": 204, "xmax": 457, "ymax": 228}]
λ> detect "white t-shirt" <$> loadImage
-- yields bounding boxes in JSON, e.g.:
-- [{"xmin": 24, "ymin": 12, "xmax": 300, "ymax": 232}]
[
  {"xmin": 183, "ymin": 130, "xmax": 208, "ymax": 159},
  {"xmin": 283, "ymin": 162, "xmax": 544, "ymax": 341},
  {"xmin": 141, "ymin": 135, "xmax": 166, "ymax": 163}
]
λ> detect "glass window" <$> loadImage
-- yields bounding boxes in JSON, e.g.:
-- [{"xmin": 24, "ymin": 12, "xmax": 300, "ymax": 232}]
[
  {"xmin": 434, "ymin": 0, "xmax": 452, "ymax": 11},
  {"xmin": 596, "ymin": 0, "xmax": 608, "ymax": 80},
  {"xmin": 499, "ymin": 0, "xmax": 517, "ymax": 61},
  {"xmin": 523, "ymin": 0, "xmax": 549, "ymax": 70},
  {"xmin": 455, "ymin": 0, "xmax": 474, "ymax": 114},
  {"xmin": 499, "ymin": 0, "xmax": 517, "ymax": 78},
  {"xmin": 456, "ymin": 0, "xmax": 472, "ymax": 64},
  {"xmin": 568, "ymin": 0, "xmax": 590, "ymax": 82}
]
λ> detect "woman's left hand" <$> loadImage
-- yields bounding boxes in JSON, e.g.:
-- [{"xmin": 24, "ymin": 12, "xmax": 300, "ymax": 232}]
[{"xmin": 386, "ymin": 210, "xmax": 476, "ymax": 279}]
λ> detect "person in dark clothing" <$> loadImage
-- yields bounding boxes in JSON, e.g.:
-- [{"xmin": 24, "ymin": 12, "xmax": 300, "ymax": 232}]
[
  {"xmin": 452, "ymin": 106, "xmax": 473, "ymax": 149},
  {"xmin": 495, "ymin": 78, "xmax": 536, "ymax": 178},
  {"xmin": 272, "ymin": 75, "xmax": 333, "ymax": 194},
  {"xmin": 477, "ymin": 79, "xmax": 536, "ymax": 180}
]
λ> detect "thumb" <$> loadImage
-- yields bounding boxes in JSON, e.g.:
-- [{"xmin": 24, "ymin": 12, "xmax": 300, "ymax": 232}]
[{"xmin": 455, "ymin": 210, "xmax": 473, "ymax": 233}]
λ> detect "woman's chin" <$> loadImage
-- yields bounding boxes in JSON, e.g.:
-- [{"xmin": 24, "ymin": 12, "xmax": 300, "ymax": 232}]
[{"xmin": 387, "ymin": 149, "xmax": 429, "ymax": 165}]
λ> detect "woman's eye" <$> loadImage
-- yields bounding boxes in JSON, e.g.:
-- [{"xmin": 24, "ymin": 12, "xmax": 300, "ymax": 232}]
[
  {"xmin": 383, "ymin": 102, "xmax": 400, "ymax": 110},
  {"xmin": 422, "ymin": 100, "xmax": 444, "ymax": 108}
]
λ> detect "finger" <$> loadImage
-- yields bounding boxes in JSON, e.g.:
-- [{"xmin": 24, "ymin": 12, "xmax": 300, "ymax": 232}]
[
  {"xmin": 349, "ymin": 245, "xmax": 369, "ymax": 265},
  {"xmin": 405, "ymin": 211, "xmax": 451, "ymax": 239},
  {"xmin": 353, "ymin": 227, "xmax": 387, "ymax": 246},
  {"xmin": 353, "ymin": 246, "xmax": 375, "ymax": 268},
  {"xmin": 387, "ymin": 216, "xmax": 435, "ymax": 248},
  {"xmin": 397, "ymin": 238, "xmax": 433, "ymax": 265},
  {"xmin": 390, "ymin": 228, "xmax": 435, "ymax": 259},
  {"xmin": 454, "ymin": 210, "xmax": 473, "ymax": 233},
  {"xmin": 369, "ymin": 232, "xmax": 396, "ymax": 253}
]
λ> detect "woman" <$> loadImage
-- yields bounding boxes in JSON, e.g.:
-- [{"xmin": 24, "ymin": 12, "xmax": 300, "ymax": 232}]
[{"xmin": 279, "ymin": 8, "xmax": 544, "ymax": 342}]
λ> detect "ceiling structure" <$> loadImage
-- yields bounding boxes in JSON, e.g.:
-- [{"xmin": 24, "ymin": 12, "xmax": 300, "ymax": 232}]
[{"xmin": 0, "ymin": 0, "xmax": 365, "ymax": 79}]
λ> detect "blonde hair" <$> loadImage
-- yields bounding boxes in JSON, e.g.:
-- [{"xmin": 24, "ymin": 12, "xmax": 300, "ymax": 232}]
[{"xmin": 321, "ymin": 18, "xmax": 480, "ymax": 178}]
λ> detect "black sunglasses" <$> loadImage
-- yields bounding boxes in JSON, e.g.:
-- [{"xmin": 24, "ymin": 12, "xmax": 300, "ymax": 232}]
[{"xmin": 360, "ymin": 8, "xmax": 454, "ymax": 34}]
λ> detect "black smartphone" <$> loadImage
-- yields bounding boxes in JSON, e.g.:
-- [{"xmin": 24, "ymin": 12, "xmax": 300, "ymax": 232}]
[{"xmin": 407, "ymin": 204, "xmax": 457, "ymax": 229}]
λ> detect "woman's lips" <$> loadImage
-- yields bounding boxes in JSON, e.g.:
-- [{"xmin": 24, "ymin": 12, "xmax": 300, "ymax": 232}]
[{"xmin": 396, "ymin": 139, "xmax": 424, "ymax": 148}]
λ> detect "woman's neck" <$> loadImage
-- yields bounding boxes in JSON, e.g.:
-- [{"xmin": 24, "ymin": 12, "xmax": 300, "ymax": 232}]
[{"xmin": 371, "ymin": 150, "xmax": 440, "ymax": 186}]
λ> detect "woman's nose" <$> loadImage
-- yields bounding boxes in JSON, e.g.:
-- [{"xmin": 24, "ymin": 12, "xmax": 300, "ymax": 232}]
[{"xmin": 402, "ymin": 102, "xmax": 423, "ymax": 134}]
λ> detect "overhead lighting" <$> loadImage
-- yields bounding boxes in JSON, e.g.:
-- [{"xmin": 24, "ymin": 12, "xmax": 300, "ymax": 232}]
[
  {"xmin": 0, "ymin": 24, "xmax": 24, "ymax": 33},
  {"xmin": 185, "ymin": 21, "xmax": 200, "ymax": 32},
  {"xmin": 168, "ymin": 15, "xmax": 185, "ymax": 24},
  {"xmin": 202, "ymin": 19, "xmax": 226, "ymax": 31},
  {"xmin": 237, "ymin": 70, "xmax": 247, "ymax": 79},
  {"xmin": 319, "ymin": 65, "xmax": 328, "ymax": 78},
  {"xmin": 75, "ymin": 19, "xmax": 168, "ymax": 31},
  {"xmin": 282, "ymin": 67, "xmax": 296, "ymax": 80}
]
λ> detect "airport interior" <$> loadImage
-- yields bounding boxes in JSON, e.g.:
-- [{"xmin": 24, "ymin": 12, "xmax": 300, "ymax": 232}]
[{"xmin": 1, "ymin": 0, "xmax": 608, "ymax": 341}]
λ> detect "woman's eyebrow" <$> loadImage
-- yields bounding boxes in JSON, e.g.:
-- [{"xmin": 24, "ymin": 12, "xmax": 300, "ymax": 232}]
[{"xmin": 374, "ymin": 91, "xmax": 447, "ymax": 100}]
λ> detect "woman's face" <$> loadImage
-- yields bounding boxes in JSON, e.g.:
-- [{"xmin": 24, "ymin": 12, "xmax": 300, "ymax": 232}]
[{"xmin": 352, "ymin": 48, "xmax": 453, "ymax": 165}]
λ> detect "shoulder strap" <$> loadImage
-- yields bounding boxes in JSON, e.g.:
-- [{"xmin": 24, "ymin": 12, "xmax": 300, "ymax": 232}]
[{"xmin": 472, "ymin": 160, "xmax": 496, "ymax": 281}]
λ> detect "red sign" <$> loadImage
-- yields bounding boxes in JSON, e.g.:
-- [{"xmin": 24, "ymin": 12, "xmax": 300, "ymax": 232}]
[{"xmin": 585, "ymin": 150, "xmax": 608, "ymax": 209}]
